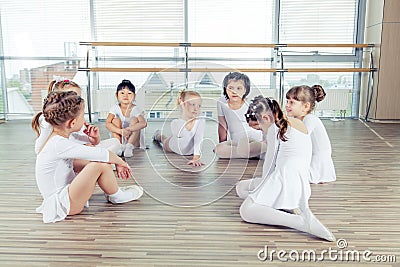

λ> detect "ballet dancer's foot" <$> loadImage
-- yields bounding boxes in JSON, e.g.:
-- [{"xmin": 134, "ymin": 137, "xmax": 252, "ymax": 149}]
[
  {"xmin": 124, "ymin": 144, "xmax": 134, "ymax": 157},
  {"xmin": 116, "ymin": 144, "xmax": 125, "ymax": 156},
  {"xmin": 105, "ymin": 185, "xmax": 144, "ymax": 204},
  {"xmin": 300, "ymin": 209, "xmax": 336, "ymax": 242}
]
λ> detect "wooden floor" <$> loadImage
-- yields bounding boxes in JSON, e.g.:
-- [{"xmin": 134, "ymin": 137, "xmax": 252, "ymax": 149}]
[{"xmin": 0, "ymin": 119, "xmax": 399, "ymax": 266}]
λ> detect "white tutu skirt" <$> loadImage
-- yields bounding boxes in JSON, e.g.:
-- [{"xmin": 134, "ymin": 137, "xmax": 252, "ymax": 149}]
[
  {"xmin": 249, "ymin": 164, "xmax": 311, "ymax": 210},
  {"xmin": 309, "ymin": 153, "xmax": 336, "ymax": 184},
  {"xmin": 36, "ymin": 185, "xmax": 70, "ymax": 223}
]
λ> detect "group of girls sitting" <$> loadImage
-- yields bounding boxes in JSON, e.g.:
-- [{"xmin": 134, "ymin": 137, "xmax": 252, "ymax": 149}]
[{"xmin": 32, "ymin": 72, "xmax": 336, "ymax": 242}]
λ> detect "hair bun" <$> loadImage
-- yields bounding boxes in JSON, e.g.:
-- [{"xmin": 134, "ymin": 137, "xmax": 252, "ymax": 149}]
[{"xmin": 311, "ymin": 84, "xmax": 326, "ymax": 102}]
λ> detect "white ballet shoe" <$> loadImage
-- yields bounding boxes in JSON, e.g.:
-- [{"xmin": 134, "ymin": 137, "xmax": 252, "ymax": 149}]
[
  {"xmin": 124, "ymin": 144, "xmax": 134, "ymax": 157},
  {"xmin": 116, "ymin": 144, "xmax": 125, "ymax": 156},
  {"xmin": 301, "ymin": 209, "xmax": 336, "ymax": 242},
  {"xmin": 105, "ymin": 185, "xmax": 144, "ymax": 204}
]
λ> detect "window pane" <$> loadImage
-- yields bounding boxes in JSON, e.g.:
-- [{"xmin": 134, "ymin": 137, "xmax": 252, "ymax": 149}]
[
  {"xmin": 93, "ymin": 0, "xmax": 184, "ymax": 42},
  {"xmin": 280, "ymin": 0, "xmax": 357, "ymax": 53},
  {"xmin": 284, "ymin": 62, "xmax": 355, "ymax": 89},
  {"xmin": 1, "ymin": 0, "xmax": 90, "ymax": 58},
  {"xmin": 188, "ymin": 0, "xmax": 274, "ymax": 43},
  {"xmin": 3, "ymin": 60, "xmax": 81, "ymax": 117},
  {"xmin": 282, "ymin": 62, "xmax": 355, "ymax": 117}
]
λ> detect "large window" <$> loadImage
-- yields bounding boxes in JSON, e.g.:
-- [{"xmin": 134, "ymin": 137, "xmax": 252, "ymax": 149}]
[
  {"xmin": 278, "ymin": 0, "xmax": 359, "ymax": 117},
  {"xmin": 0, "ymin": 0, "xmax": 90, "ymax": 58},
  {"xmin": 93, "ymin": 0, "xmax": 184, "ymax": 42},
  {"xmin": 280, "ymin": 0, "xmax": 357, "ymax": 46},
  {"xmin": 188, "ymin": 0, "xmax": 274, "ymax": 43},
  {"xmin": 0, "ymin": 0, "xmax": 362, "ymax": 119},
  {"xmin": 0, "ymin": 0, "xmax": 90, "ymax": 117}
]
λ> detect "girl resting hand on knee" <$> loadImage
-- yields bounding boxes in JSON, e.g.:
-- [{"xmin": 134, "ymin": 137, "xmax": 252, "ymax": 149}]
[
  {"xmin": 32, "ymin": 91, "xmax": 143, "ymax": 223},
  {"xmin": 106, "ymin": 79, "xmax": 147, "ymax": 158}
]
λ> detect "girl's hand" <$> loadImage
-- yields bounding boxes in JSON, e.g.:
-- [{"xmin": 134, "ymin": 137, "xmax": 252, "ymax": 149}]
[
  {"xmin": 187, "ymin": 155, "xmax": 204, "ymax": 167},
  {"xmin": 120, "ymin": 128, "xmax": 131, "ymax": 138},
  {"xmin": 248, "ymin": 120, "xmax": 261, "ymax": 130},
  {"xmin": 83, "ymin": 122, "xmax": 99, "ymax": 137},
  {"xmin": 116, "ymin": 163, "xmax": 132, "ymax": 180},
  {"xmin": 84, "ymin": 122, "xmax": 101, "ymax": 145}
]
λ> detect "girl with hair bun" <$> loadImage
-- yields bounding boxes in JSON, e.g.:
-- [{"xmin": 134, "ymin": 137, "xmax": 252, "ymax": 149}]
[
  {"xmin": 285, "ymin": 85, "xmax": 336, "ymax": 184},
  {"xmin": 106, "ymin": 79, "xmax": 148, "ymax": 158},
  {"xmin": 153, "ymin": 90, "xmax": 205, "ymax": 166},
  {"xmin": 236, "ymin": 95, "xmax": 335, "ymax": 242}
]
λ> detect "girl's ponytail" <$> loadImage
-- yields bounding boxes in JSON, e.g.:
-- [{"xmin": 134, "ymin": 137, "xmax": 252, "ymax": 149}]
[
  {"xmin": 270, "ymin": 99, "xmax": 288, "ymax": 141},
  {"xmin": 246, "ymin": 96, "xmax": 288, "ymax": 142},
  {"xmin": 32, "ymin": 112, "xmax": 43, "ymax": 136},
  {"xmin": 47, "ymin": 80, "xmax": 57, "ymax": 94}
]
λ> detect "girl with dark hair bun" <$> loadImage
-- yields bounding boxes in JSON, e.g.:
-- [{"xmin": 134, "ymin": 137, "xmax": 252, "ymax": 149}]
[
  {"xmin": 236, "ymin": 95, "xmax": 335, "ymax": 242},
  {"xmin": 286, "ymin": 85, "xmax": 336, "ymax": 184},
  {"xmin": 106, "ymin": 79, "xmax": 148, "ymax": 157}
]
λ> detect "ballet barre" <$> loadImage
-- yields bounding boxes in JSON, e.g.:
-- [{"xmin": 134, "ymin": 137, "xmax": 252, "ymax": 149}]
[
  {"xmin": 79, "ymin": 41, "xmax": 373, "ymax": 48},
  {"xmin": 78, "ymin": 67, "xmax": 375, "ymax": 73},
  {"xmin": 79, "ymin": 41, "xmax": 376, "ymax": 122}
]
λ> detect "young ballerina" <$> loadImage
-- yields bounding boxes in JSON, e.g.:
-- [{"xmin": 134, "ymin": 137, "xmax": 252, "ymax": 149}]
[
  {"xmin": 32, "ymin": 91, "xmax": 143, "ymax": 223},
  {"xmin": 34, "ymin": 78, "xmax": 121, "ymax": 155},
  {"xmin": 214, "ymin": 72, "xmax": 266, "ymax": 159},
  {"xmin": 106, "ymin": 79, "xmax": 147, "ymax": 158},
  {"xmin": 153, "ymin": 90, "xmax": 205, "ymax": 166},
  {"xmin": 236, "ymin": 95, "xmax": 335, "ymax": 242},
  {"xmin": 286, "ymin": 85, "xmax": 336, "ymax": 184}
]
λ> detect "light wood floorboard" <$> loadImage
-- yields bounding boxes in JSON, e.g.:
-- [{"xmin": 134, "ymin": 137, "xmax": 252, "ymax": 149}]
[{"xmin": 0, "ymin": 119, "xmax": 399, "ymax": 266}]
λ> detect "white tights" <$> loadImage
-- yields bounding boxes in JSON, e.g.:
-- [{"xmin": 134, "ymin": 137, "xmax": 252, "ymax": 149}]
[{"xmin": 236, "ymin": 180, "xmax": 335, "ymax": 242}]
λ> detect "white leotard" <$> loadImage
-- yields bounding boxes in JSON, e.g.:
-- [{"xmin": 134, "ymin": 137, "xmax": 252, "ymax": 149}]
[
  {"xmin": 35, "ymin": 135, "xmax": 109, "ymax": 223},
  {"xmin": 108, "ymin": 104, "xmax": 143, "ymax": 129},
  {"xmin": 249, "ymin": 124, "xmax": 312, "ymax": 209},
  {"xmin": 34, "ymin": 117, "xmax": 120, "ymax": 155},
  {"xmin": 108, "ymin": 104, "xmax": 146, "ymax": 148},
  {"xmin": 35, "ymin": 118, "xmax": 90, "ymax": 154},
  {"xmin": 303, "ymin": 114, "xmax": 336, "ymax": 183},
  {"xmin": 217, "ymin": 96, "xmax": 262, "ymax": 142},
  {"xmin": 168, "ymin": 118, "xmax": 206, "ymax": 156}
]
